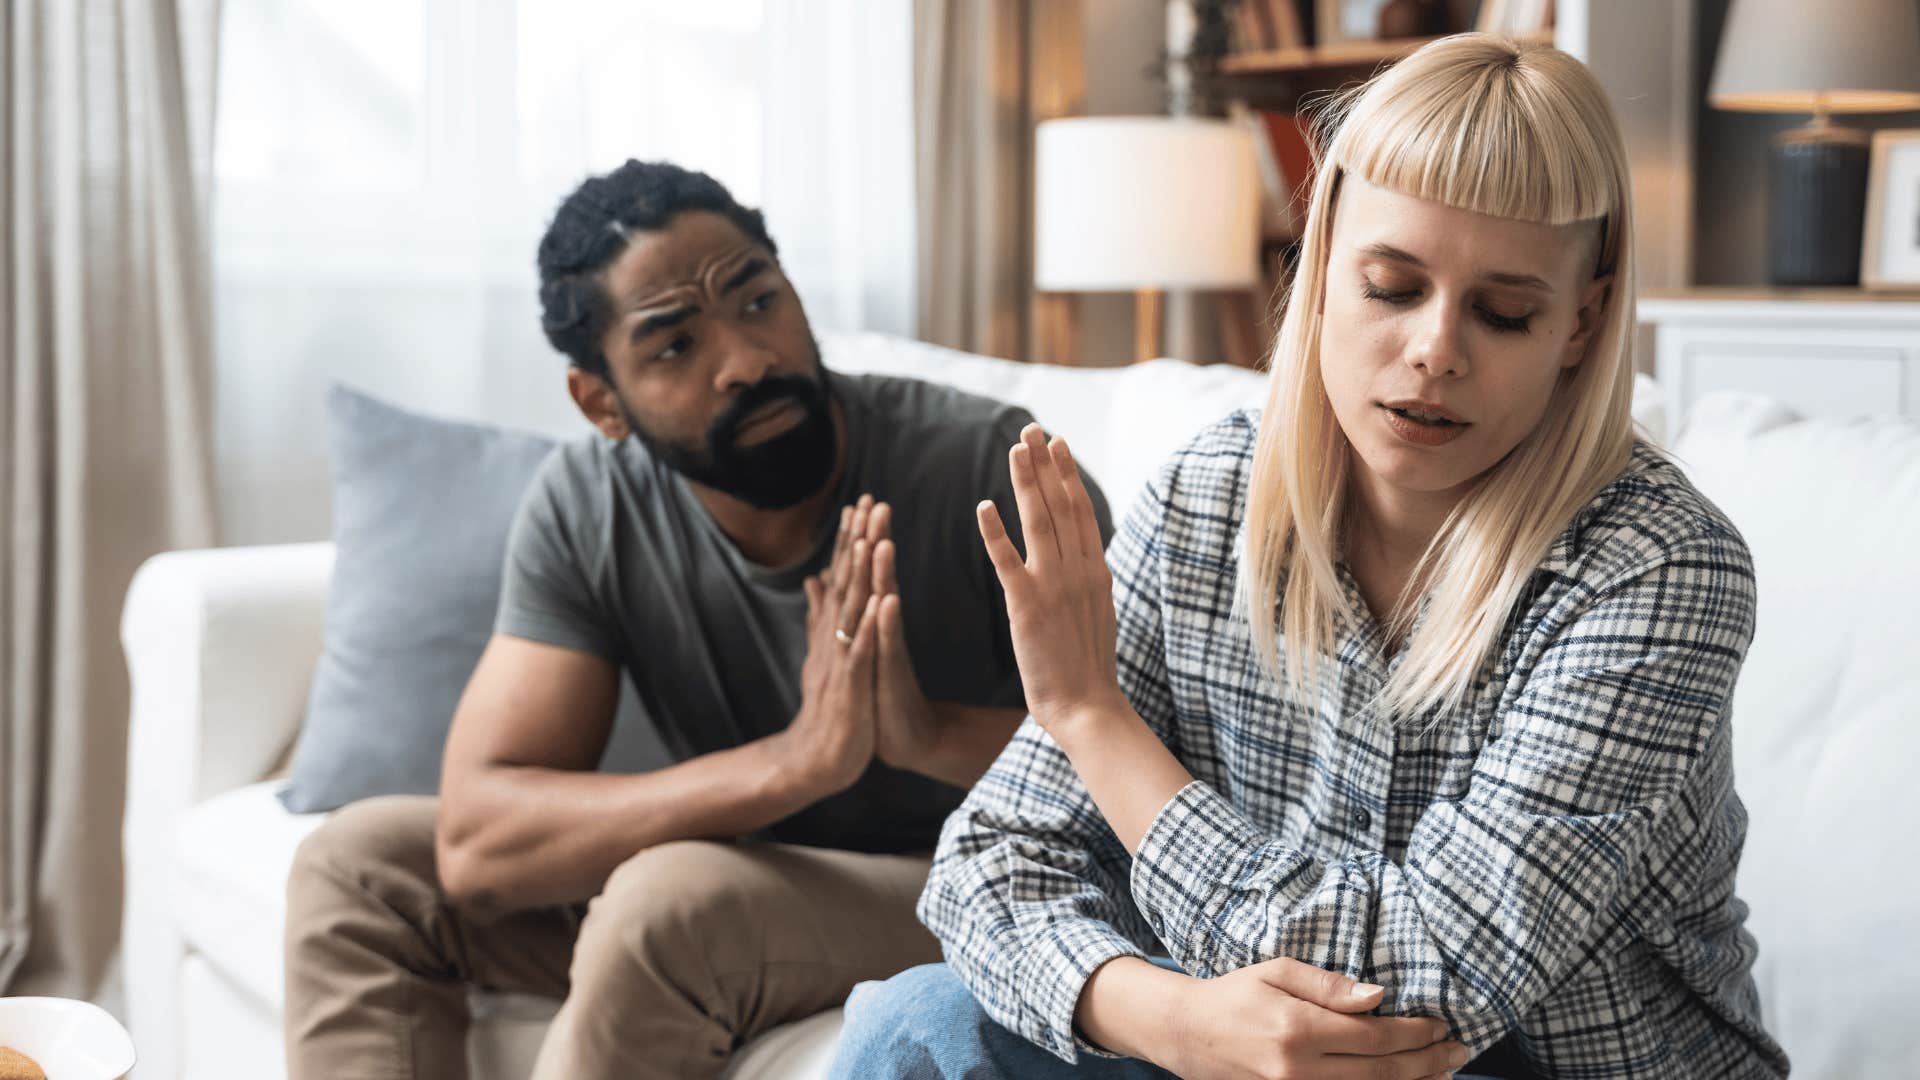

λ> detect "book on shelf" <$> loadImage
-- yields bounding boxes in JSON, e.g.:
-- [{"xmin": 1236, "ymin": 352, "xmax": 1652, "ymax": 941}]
[
  {"xmin": 1267, "ymin": 0, "xmax": 1305, "ymax": 49},
  {"xmin": 1228, "ymin": 102, "xmax": 1317, "ymax": 239},
  {"xmin": 1230, "ymin": 0, "xmax": 1308, "ymax": 53}
]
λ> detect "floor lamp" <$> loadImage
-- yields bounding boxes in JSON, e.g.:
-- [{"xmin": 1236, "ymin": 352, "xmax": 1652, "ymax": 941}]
[{"xmin": 1034, "ymin": 117, "xmax": 1260, "ymax": 364}]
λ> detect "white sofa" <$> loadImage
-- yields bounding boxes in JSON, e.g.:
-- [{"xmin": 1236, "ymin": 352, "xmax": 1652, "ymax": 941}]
[{"xmin": 120, "ymin": 332, "xmax": 1918, "ymax": 1079}]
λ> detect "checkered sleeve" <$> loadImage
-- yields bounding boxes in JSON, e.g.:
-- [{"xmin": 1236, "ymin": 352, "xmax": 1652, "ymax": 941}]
[
  {"xmin": 1128, "ymin": 528, "xmax": 1758, "ymax": 1057},
  {"xmin": 916, "ymin": 462, "xmax": 1182, "ymax": 1063}
]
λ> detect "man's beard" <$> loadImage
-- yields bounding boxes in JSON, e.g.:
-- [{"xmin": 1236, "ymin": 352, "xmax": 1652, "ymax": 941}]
[{"xmin": 616, "ymin": 358, "xmax": 838, "ymax": 511}]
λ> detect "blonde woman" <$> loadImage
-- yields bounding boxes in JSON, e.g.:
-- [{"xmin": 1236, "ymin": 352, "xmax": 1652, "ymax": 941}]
[{"xmin": 829, "ymin": 33, "xmax": 1788, "ymax": 1080}]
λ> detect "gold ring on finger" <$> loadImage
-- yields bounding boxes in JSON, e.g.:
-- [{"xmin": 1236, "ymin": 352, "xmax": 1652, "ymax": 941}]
[{"xmin": 835, "ymin": 628, "xmax": 855, "ymax": 647}]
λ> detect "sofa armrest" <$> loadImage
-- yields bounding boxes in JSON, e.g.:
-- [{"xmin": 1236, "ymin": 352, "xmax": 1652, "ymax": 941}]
[
  {"xmin": 121, "ymin": 541, "xmax": 335, "ymax": 808},
  {"xmin": 120, "ymin": 542, "xmax": 334, "ymax": 1080}
]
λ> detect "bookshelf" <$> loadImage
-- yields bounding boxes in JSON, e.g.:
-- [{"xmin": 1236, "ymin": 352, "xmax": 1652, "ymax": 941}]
[
  {"xmin": 1196, "ymin": 1, "xmax": 1559, "ymax": 367},
  {"xmin": 1218, "ymin": 28, "xmax": 1553, "ymax": 77}
]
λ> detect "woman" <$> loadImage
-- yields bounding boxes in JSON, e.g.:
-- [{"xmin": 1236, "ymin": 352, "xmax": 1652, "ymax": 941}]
[{"xmin": 830, "ymin": 33, "xmax": 1788, "ymax": 1080}]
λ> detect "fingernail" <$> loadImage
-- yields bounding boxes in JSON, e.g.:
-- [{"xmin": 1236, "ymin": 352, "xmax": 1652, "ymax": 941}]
[
  {"xmin": 1350, "ymin": 982, "xmax": 1383, "ymax": 999},
  {"xmin": 1449, "ymin": 1045, "xmax": 1470, "ymax": 1067}
]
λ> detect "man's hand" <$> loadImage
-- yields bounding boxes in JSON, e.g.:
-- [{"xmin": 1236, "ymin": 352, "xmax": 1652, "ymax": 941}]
[
  {"xmin": 1150, "ymin": 957, "xmax": 1468, "ymax": 1080},
  {"xmin": 786, "ymin": 496, "xmax": 887, "ymax": 799},
  {"xmin": 869, "ymin": 528, "xmax": 939, "ymax": 772}
]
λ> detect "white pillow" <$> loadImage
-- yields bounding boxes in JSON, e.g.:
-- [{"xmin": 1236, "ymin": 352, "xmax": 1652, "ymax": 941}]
[{"xmin": 1673, "ymin": 392, "xmax": 1920, "ymax": 1079}]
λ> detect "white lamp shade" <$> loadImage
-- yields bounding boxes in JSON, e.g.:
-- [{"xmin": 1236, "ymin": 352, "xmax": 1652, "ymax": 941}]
[
  {"xmin": 1035, "ymin": 117, "xmax": 1260, "ymax": 291},
  {"xmin": 1709, "ymin": 0, "xmax": 1920, "ymax": 113}
]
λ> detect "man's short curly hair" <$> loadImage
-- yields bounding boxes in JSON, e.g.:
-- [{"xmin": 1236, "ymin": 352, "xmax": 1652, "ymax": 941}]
[{"xmin": 536, "ymin": 160, "xmax": 777, "ymax": 376}]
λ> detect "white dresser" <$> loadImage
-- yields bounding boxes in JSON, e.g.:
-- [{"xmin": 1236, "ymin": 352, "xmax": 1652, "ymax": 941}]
[{"xmin": 1637, "ymin": 290, "xmax": 1920, "ymax": 435}]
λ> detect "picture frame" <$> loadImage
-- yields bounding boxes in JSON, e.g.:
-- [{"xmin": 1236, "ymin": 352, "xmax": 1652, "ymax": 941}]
[
  {"xmin": 1315, "ymin": 0, "xmax": 1395, "ymax": 45},
  {"xmin": 1862, "ymin": 129, "xmax": 1920, "ymax": 290}
]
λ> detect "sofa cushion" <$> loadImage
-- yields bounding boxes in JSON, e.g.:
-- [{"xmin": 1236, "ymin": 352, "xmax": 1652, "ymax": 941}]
[
  {"xmin": 173, "ymin": 782, "xmax": 327, "ymax": 1007},
  {"xmin": 1673, "ymin": 392, "xmax": 1920, "ymax": 1079},
  {"xmin": 279, "ymin": 386, "xmax": 560, "ymax": 812}
]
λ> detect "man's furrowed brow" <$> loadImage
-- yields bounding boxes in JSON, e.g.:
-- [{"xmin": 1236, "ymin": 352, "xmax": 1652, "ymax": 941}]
[
  {"xmin": 721, "ymin": 257, "xmax": 770, "ymax": 295},
  {"xmin": 631, "ymin": 305, "xmax": 695, "ymax": 341}
]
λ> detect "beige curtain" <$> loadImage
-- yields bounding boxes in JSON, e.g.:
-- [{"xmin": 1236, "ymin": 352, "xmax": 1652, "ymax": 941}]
[
  {"xmin": 913, "ymin": 0, "xmax": 1083, "ymax": 363},
  {"xmin": 1, "ymin": 0, "xmax": 220, "ymax": 998}
]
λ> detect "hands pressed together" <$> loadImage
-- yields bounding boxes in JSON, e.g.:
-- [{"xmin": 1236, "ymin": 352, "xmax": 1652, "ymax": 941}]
[{"xmin": 784, "ymin": 495, "xmax": 938, "ymax": 798}]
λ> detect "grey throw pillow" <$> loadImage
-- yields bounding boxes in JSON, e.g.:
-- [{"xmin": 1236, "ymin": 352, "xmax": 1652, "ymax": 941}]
[{"xmin": 278, "ymin": 385, "xmax": 559, "ymax": 813}]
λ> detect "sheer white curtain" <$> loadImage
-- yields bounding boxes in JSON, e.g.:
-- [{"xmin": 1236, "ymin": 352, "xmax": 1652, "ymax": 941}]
[{"xmin": 212, "ymin": 0, "xmax": 915, "ymax": 544}]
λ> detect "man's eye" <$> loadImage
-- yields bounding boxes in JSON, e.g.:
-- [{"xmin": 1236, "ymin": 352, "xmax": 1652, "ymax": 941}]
[
  {"xmin": 744, "ymin": 291, "xmax": 776, "ymax": 315},
  {"xmin": 657, "ymin": 333, "xmax": 693, "ymax": 361}
]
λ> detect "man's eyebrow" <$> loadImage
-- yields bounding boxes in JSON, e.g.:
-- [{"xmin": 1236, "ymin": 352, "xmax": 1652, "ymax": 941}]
[
  {"xmin": 631, "ymin": 305, "xmax": 695, "ymax": 341},
  {"xmin": 721, "ymin": 257, "xmax": 769, "ymax": 295},
  {"xmin": 1360, "ymin": 242, "xmax": 1554, "ymax": 293}
]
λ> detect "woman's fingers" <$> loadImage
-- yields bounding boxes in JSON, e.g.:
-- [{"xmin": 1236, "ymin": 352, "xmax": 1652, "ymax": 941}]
[
  {"xmin": 1008, "ymin": 441, "xmax": 1058, "ymax": 569},
  {"xmin": 976, "ymin": 500, "xmax": 1027, "ymax": 591},
  {"xmin": 1020, "ymin": 425, "xmax": 1076, "ymax": 564},
  {"xmin": 1050, "ymin": 436, "xmax": 1106, "ymax": 563}
]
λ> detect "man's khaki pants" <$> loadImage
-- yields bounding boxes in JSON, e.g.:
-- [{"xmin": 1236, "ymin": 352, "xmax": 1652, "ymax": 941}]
[{"xmin": 283, "ymin": 796, "xmax": 941, "ymax": 1080}]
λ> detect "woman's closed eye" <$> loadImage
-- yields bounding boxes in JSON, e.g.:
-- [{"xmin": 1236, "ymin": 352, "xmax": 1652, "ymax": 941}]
[{"xmin": 1360, "ymin": 281, "xmax": 1534, "ymax": 335}]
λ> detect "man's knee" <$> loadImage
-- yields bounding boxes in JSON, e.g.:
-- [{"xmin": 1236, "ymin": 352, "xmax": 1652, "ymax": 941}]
[
  {"xmin": 288, "ymin": 794, "xmax": 441, "ymax": 909},
  {"xmin": 574, "ymin": 840, "xmax": 754, "ymax": 970}
]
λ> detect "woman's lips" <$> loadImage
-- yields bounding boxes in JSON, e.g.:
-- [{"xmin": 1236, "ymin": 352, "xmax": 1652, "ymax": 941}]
[{"xmin": 1380, "ymin": 403, "xmax": 1471, "ymax": 446}]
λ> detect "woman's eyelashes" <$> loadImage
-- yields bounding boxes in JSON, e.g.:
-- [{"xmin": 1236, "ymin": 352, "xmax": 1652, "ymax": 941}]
[{"xmin": 1360, "ymin": 279, "xmax": 1534, "ymax": 335}]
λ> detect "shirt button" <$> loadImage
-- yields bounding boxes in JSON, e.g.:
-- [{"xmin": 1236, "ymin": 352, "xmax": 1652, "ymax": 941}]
[{"xmin": 1351, "ymin": 807, "xmax": 1372, "ymax": 831}]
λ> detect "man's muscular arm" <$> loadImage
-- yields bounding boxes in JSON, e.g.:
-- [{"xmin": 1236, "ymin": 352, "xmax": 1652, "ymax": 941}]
[{"xmin": 436, "ymin": 504, "xmax": 889, "ymax": 920}]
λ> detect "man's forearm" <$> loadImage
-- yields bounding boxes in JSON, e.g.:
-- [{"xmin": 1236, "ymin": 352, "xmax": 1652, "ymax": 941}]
[
  {"xmin": 911, "ymin": 703, "xmax": 1026, "ymax": 788},
  {"xmin": 437, "ymin": 732, "xmax": 819, "ymax": 917}
]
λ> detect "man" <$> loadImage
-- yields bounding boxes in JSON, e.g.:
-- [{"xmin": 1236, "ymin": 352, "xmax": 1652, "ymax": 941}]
[{"xmin": 282, "ymin": 160, "xmax": 1112, "ymax": 1079}]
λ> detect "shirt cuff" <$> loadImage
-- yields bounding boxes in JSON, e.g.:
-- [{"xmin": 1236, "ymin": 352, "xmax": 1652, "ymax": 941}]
[
  {"xmin": 1129, "ymin": 780, "xmax": 1309, "ymax": 977},
  {"xmin": 1020, "ymin": 919, "xmax": 1151, "ymax": 1063}
]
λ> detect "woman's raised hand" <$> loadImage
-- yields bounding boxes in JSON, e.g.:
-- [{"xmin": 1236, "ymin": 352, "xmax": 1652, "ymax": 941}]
[{"xmin": 976, "ymin": 423, "xmax": 1127, "ymax": 731}]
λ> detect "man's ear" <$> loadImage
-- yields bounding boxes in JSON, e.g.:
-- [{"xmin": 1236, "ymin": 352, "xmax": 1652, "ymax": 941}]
[
  {"xmin": 1560, "ymin": 274, "xmax": 1612, "ymax": 370},
  {"xmin": 567, "ymin": 366, "xmax": 632, "ymax": 440}
]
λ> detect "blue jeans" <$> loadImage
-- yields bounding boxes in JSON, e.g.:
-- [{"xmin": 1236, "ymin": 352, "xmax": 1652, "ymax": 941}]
[
  {"xmin": 827, "ymin": 961, "xmax": 1180, "ymax": 1079},
  {"xmin": 828, "ymin": 960, "xmax": 1512, "ymax": 1079}
]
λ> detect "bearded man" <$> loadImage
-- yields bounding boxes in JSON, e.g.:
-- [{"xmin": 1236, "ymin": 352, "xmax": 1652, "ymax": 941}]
[{"xmin": 281, "ymin": 160, "xmax": 1111, "ymax": 1080}]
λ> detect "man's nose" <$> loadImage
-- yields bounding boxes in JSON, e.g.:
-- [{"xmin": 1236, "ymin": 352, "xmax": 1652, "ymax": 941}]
[{"xmin": 711, "ymin": 330, "xmax": 777, "ymax": 393}]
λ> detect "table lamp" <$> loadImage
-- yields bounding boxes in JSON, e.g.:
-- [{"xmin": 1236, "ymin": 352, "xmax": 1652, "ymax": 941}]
[
  {"xmin": 1034, "ymin": 117, "xmax": 1259, "ymax": 363},
  {"xmin": 1708, "ymin": 0, "xmax": 1920, "ymax": 285}
]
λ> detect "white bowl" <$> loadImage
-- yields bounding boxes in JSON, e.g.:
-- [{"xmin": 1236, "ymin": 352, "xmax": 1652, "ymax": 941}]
[{"xmin": 0, "ymin": 998, "xmax": 135, "ymax": 1080}]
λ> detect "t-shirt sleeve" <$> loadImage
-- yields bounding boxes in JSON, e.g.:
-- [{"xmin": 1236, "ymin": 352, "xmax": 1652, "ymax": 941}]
[{"xmin": 494, "ymin": 453, "xmax": 622, "ymax": 662}]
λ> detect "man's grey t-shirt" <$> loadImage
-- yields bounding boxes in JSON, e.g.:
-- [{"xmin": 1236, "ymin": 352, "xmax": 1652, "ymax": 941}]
[{"xmin": 495, "ymin": 371, "xmax": 1113, "ymax": 854}]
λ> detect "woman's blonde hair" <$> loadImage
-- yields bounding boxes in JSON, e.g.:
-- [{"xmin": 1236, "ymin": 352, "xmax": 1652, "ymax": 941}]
[{"xmin": 1243, "ymin": 33, "xmax": 1637, "ymax": 721}]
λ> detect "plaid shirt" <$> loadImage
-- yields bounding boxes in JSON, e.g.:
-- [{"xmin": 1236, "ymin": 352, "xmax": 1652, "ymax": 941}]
[{"xmin": 920, "ymin": 411, "xmax": 1789, "ymax": 1078}]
